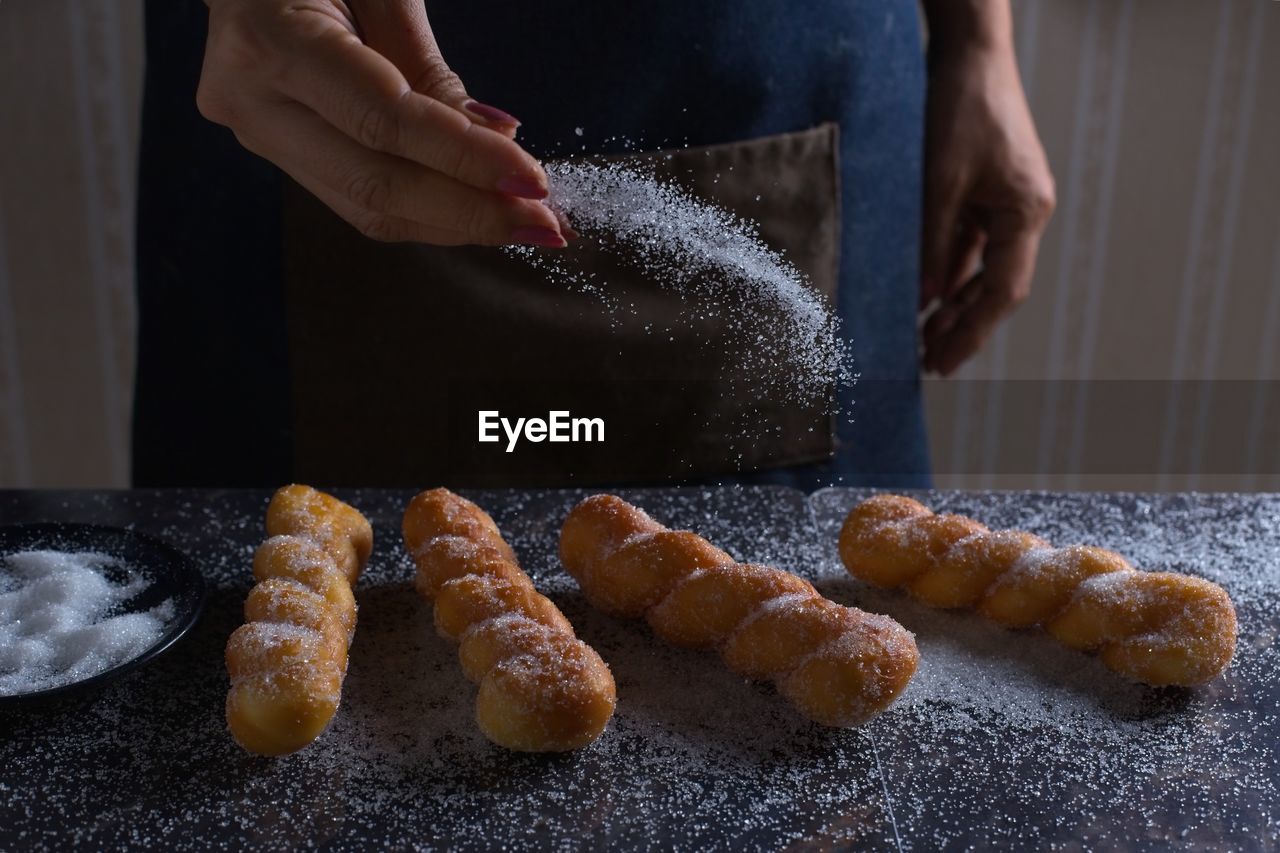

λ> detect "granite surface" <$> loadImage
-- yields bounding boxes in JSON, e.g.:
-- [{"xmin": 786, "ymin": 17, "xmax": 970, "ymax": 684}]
[{"xmin": 0, "ymin": 487, "xmax": 1276, "ymax": 850}]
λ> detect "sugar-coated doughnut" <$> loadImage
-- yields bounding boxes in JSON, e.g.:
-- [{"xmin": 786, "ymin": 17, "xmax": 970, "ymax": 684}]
[
  {"xmin": 253, "ymin": 536, "xmax": 357, "ymax": 641},
  {"xmin": 646, "ymin": 563, "xmax": 815, "ymax": 649},
  {"xmin": 433, "ymin": 574, "xmax": 574, "ymax": 642},
  {"xmin": 402, "ymin": 488, "xmax": 616, "ymax": 752},
  {"xmin": 457, "ymin": 615, "xmax": 574, "ymax": 683},
  {"xmin": 722, "ymin": 595, "xmax": 850, "ymax": 680},
  {"xmin": 225, "ymin": 485, "xmax": 371, "ymax": 755},
  {"xmin": 266, "ymin": 484, "xmax": 373, "ymax": 585},
  {"xmin": 839, "ymin": 494, "xmax": 1238, "ymax": 686},
  {"xmin": 240, "ymin": 582, "xmax": 348, "ymax": 670},
  {"xmin": 560, "ymin": 495, "xmax": 918, "ymax": 727},
  {"xmin": 410, "ymin": 536, "xmax": 524, "ymax": 601},
  {"xmin": 225, "ymin": 662, "xmax": 344, "ymax": 757},
  {"xmin": 475, "ymin": 641, "xmax": 617, "ymax": 752},
  {"xmin": 403, "ymin": 489, "xmax": 516, "ymax": 565},
  {"xmin": 778, "ymin": 613, "xmax": 922, "ymax": 727},
  {"xmin": 225, "ymin": 622, "xmax": 336, "ymax": 680},
  {"xmin": 578, "ymin": 531, "xmax": 732, "ymax": 618}
]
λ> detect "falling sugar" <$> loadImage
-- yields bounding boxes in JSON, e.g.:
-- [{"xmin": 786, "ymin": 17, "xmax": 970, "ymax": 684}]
[{"xmin": 509, "ymin": 161, "xmax": 853, "ymax": 411}]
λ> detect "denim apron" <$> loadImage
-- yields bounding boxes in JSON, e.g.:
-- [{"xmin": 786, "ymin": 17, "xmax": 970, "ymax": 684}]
[{"xmin": 134, "ymin": 0, "xmax": 930, "ymax": 490}]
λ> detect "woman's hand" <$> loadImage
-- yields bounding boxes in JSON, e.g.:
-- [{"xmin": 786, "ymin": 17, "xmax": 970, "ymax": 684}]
[
  {"xmin": 196, "ymin": 0, "xmax": 567, "ymax": 248},
  {"xmin": 918, "ymin": 30, "xmax": 1056, "ymax": 376}
]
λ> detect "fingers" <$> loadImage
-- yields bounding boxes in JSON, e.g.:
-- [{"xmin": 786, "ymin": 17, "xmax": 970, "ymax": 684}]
[
  {"xmin": 348, "ymin": 0, "xmax": 520, "ymax": 139},
  {"xmin": 920, "ymin": 170, "xmax": 966, "ymax": 309},
  {"xmin": 197, "ymin": 2, "xmax": 556, "ymax": 247},
  {"xmin": 919, "ymin": 213, "xmax": 986, "ymax": 312},
  {"xmin": 291, "ymin": 169, "xmax": 468, "ymax": 245},
  {"xmin": 238, "ymin": 100, "xmax": 564, "ymax": 246},
  {"xmin": 274, "ymin": 25, "xmax": 549, "ymax": 200},
  {"xmin": 458, "ymin": 101, "xmax": 521, "ymax": 141},
  {"xmin": 551, "ymin": 207, "xmax": 580, "ymax": 242},
  {"xmin": 921, "ymin": 213, "xmax": 1040, "ymax": 376},
  {"xmin": 945, "ymin": 215, "xmax": 987, "ymax": 297}
]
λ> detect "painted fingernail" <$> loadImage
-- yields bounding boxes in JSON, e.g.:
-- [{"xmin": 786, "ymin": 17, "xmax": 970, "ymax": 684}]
[
  {"xmin": 496, "ymin": 175, "xmax": 549, "ymax": 200},
  {"xmin": 551, "ymin": 207, "xmax": 578, "ymax": 240},
  {"xmin": 465, "ymin": 100, "xmax": 520, "ymax": 126},
  {"xmin": 511, "ymin": 226, "xmax": 567, "ymax": 249}
]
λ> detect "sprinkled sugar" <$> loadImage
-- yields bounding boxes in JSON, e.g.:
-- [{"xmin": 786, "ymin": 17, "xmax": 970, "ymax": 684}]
[
  {"xmin": 0, "ymin": 550, "xmax": 174, "ymax": 696},
  {"xmin": 509, "ymin": 161, "xmax": 853, "ymax": 409},
  {"xmin": 2, "ymin": 488, "xmax": 1276, "ymax": 848},
  {"xmin": 810, "ymin": 487, "xmax": 1280, "ymax": 849}
]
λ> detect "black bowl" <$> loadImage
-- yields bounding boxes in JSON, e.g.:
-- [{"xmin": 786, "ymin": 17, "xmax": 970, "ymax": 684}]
[{"xmin": 0, "ymin": 523, "xmax": 206, "ymax": 707}]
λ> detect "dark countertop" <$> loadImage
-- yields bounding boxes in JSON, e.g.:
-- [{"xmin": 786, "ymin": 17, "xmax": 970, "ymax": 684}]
[{"xmin": 1, "ymin": 487, "xmax": 1277, "ymax": 850}]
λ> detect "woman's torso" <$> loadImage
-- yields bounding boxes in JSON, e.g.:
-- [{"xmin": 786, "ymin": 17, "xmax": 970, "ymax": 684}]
[{"xmin": 134, "ymin": 0, "xmax": 929, "ymax": 489}]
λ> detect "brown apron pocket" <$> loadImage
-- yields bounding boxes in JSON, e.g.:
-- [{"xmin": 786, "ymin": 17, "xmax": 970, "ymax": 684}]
[{"xmin": 282, "ymin": 123, "xmax": 841, "ymax": 486}]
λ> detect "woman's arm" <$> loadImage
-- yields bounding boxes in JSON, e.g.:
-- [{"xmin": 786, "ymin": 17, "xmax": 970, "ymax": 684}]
[{"xmin": 919, "ymin": 0, "xmax": 1056, "ymax": 375}]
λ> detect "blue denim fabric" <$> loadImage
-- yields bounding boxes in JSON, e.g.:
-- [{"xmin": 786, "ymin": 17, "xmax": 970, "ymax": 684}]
[{"xmin": 136, "ymin": 0, "xmax": 930, "ymax": 489}]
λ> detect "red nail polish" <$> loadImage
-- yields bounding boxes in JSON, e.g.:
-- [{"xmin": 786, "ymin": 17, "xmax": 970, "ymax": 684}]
[
  {"xmin": 551, "ymin": 208, "xmax": 578, "ymax": 240},
  {"xmin": 496, "ymin": 175, "xmax": 548, "ymax": 200},
  {"xmin": 465, "ymin": 100, "xmax": 520, "ymax": 126},
  {"xmin": 511, "ymin": 226, "xmax": 566, "ymax": 249}
]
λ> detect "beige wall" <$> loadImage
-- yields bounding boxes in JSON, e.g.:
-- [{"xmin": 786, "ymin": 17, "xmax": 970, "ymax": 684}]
[
  {"xmin": 0, "ymin": 0, "xmax": 143, "ymax": 487},
  {"xmin": 930, "ymin": 0, "xmax": 1280, "ymax": 492},
  {"xmin": 0, "ymin": 1, "xmax": 1276, "ymax": 489}
]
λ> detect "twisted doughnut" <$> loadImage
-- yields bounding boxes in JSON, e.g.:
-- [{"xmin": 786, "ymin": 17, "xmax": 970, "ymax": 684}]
[
  {"xmin": 264, "ymin": 484, "xmax": 374, "ymax": 585},
  {"xmin": 402, "ymin": 488, "xmax": 616, "ymax": 752},
  {"xmin": 560, "ymin": 495, "xmax": 919, "ymax": 727},
  {"xmin": 226, "ymin": 485, "xmax": 372, "ymax": 755},
  {"xmin": 838, "ymin": 494, "xmax": 1238, "ymax": 686}
]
